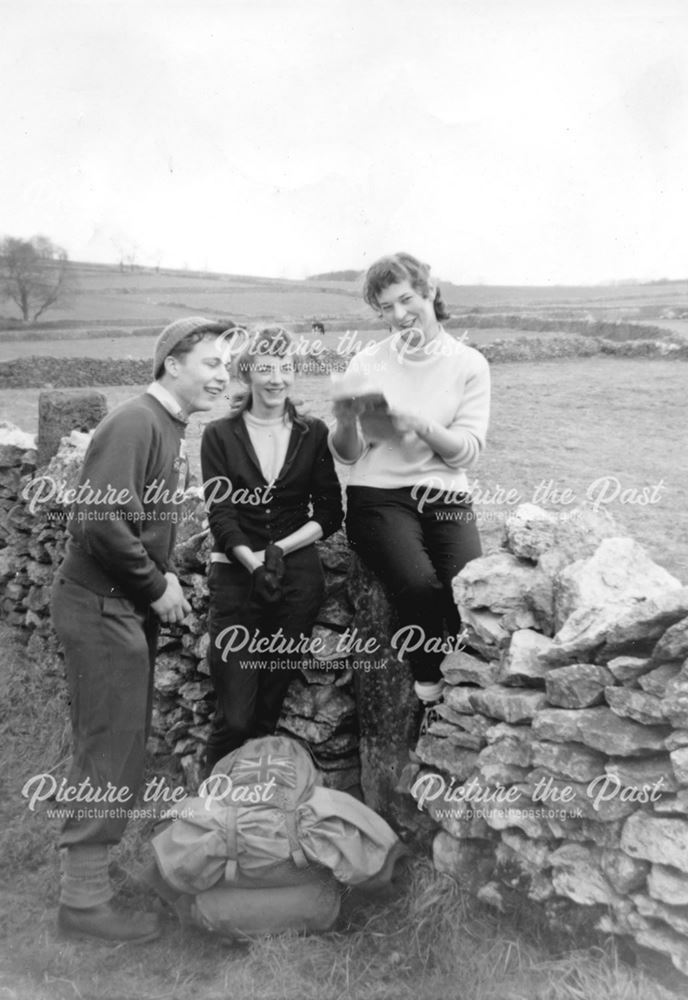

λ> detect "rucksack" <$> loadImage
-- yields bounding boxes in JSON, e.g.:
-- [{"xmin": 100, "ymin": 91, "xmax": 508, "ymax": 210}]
[{"xmin": 152, "ymin": 735, "xmax": 326, "ymax": 891}]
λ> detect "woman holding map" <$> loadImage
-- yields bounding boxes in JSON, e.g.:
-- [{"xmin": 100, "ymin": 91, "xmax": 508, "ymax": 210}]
[{"xmin": 329, "ymin": 252, "xmax": 490, "ymax": 721}]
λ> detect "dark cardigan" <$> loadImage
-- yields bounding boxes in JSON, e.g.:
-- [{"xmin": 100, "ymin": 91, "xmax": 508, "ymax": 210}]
[{"xmin": 200, "ymin": 410, "xmax": 343, "ymax": 556}]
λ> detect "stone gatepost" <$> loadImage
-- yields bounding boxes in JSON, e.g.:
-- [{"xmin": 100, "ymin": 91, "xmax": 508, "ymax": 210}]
[
  {"xmin": 37, "ymin": 389, "xmax": 108, "ymax": 466},
  {"xmin": 349, "ymin": 556, "xmax": 428, "ymax": 837}
]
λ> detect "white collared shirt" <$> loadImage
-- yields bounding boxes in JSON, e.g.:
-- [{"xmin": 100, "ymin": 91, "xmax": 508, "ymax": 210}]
[{"xmin": 147, "ymin": 382, "xmax": 188, "ymax": 423}]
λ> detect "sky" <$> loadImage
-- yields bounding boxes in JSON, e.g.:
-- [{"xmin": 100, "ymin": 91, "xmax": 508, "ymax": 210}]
[{"xmin": 2, "ymin": 0, "xmax": 688, "ymax": 285}]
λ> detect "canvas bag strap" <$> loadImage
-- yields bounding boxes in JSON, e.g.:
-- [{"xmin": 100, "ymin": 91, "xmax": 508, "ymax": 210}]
[
  {"xmin": 222, "ymin": 805, "xmax": 239, "ymax": 882},
  {"xmin": 283, "ymin": 807, "xmax": 308, "ymax": 869}
]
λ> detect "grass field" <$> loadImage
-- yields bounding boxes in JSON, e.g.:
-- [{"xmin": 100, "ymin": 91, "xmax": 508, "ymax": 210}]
[
  {"xmin": 3, "ymin": 357, "xmax": 686, "ymax": 581},
  {"xmin": 1, "ymin": 261, "xmax": 688, "ymax": 333}
]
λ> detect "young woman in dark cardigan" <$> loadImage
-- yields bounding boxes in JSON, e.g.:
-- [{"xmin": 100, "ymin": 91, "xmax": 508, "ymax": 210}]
[{"xmin": 201, "ymin": 327, "xmax": 343, "ymax": 770}]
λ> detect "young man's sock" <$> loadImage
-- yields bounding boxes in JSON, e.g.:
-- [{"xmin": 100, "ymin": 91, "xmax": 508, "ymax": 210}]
[{"xmin": 60, "ymin": 845, "xmax": 112, "ymax": 909}]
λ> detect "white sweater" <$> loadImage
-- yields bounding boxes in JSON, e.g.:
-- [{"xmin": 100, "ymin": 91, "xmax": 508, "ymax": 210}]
[{"xmin": 329, "ymin": 331, "xmax": 490, "ymax": 493}]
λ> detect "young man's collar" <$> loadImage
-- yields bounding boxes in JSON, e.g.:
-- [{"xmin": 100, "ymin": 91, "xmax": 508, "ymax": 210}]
[{"xmin": 146, "ymin": 382, "xmax": 188, "ymax": 423}]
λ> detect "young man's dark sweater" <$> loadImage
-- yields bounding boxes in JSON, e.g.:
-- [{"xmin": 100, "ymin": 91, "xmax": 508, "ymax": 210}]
[{"xmin": 61, "ymin": 393, "xmax": 188, "ymax": 606}]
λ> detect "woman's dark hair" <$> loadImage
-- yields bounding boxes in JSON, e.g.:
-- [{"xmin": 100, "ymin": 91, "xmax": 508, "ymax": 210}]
[
  {"xmin": 362, "ymin": 252, "xmax": 450, "ymax": 322},
  {"xmin": 231, "ymin": 326, "xmax": 300, "ymax": 420}
]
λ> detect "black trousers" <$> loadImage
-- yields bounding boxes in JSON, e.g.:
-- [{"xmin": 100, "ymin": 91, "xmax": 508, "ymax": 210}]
[
  {"xmin": 345, "ymin": 485, "xmax": 481, "ymax": 684},
  {"xmin": 205, "ymin": 544, "xmax": 325, "ymax": 769}
]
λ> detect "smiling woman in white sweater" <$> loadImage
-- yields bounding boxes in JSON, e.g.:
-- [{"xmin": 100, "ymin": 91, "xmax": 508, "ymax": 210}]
[{"xmin": 329, "ymin": 252, "xmax": 491, "ymax": 718}]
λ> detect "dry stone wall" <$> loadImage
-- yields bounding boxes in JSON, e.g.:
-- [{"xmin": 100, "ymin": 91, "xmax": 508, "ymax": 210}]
[
  {"xmin": 0, "ymin": 422, "xmax": 360, "ymax": 792},
  {"xmin": 2, "ymin": 335, "xmax": 687, "ymax": 391},
  {"xmin": 404, "ymin": 503, "xmax": 688, "ymax": 977}
]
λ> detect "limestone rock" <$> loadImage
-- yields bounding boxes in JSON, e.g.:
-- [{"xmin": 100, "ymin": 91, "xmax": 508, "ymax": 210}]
[
  {"xmin": 440, "ymin": 649, "xmax": 498, "ymax": 687},
  {"xmin": 178, "ymin": 679, "xmax": 213, "ymax": 704},
  {"xmin": 282, "ymin": 681, "xmax": 355, "ymax": 729},
  {"xmin": 501, "ymin": 608, "xmax": 540, "ymax": 633},
  {"xmin": 425, "ymin": 798, "xmax": 491, "ymax": 840},
  {"xmin": 576, "ymin": 708, "xmax": 669, "ymax": 756},
  {"xmin": 279, "ymin": 714, "xmax": 344, "ymax": 745},
  {"xmin": 606, "ymin": 656, "xmax": 651, "ymax": 684},
  {"xmin": 318, "ymin": 530, "xmax": 351, "ymax": 575},
  {"xmin": 652, "ymin": 616, "xmax": 688, "ymax": 664},
  {"xmin": 665, "ymin": 730, "xmax": 688, "ymax": 752},
  {"xmin": 484, "ymin": 803, "xmax": 549, "ymax": 839},
  {"xmin": 621, "ymin": 812, "xmax": 688, "ymax": 874},
  {"xmin": 523, "ymin": 549, "xmax": 567, "ymax": 635},
  {"xmin": 477, "ymin": 880, "xmax": 511, "ymax": 910},
  {"xmin": 546, "ymin": 817, "xmax": 625, "ymax": 848},
  {"xmin": 503, "ymin": 503, "xmax": 618, "ymax": 563},
  {"xmin": 532, "ymin": 707, "xmax": 605, "ymax": 743},
  {"xmin": 501, "ymin": 503, "xmax": 558, "ymax": 560},
  {"xmin": 500, "ymin": 830, "xmax": 552, "ymax": 873},
  {"xmin": 599, "ymin": 849, "xmax": 649, "ymax": 893},
  {"xmin": 670, "ymin": 747, "xmax": 688, "ymax": 786},
  {"xmin": 468, "ymin": 686, "xmax": 547, "ymax": 723},
  {"xmin": 633, "ymin": 893, "xmax": 688, "ymax": 937},
  {"xmin": 605, "ymin": 686, "xmax": 667, "ymax": 725},
  {"xmin": 628, "ymin": 917, "xmax": 688, "ymax": 977},
  {"xmin": 452, "ymin": 551, "xmax": 537, "ymax": 613},
  {"xmin": 475, "ymin": 762, "xmax": 531, "ymax": 786},
  {"xmin": 309, "ymin": 624, "xmax": 350, "ymax": 663},
  {"xmin": 498, "ymin": 629, "xmax": 554, "ymax": 684},
  {"xmin": 443, "ymin": 686, "xmax": 478, "ymax": 715},
  {"xmin": 527, "ymin": 770, "xmax": 637, "ymax": 822},
  {"xmin": 456, "ymin": 607, "xmax": 511, "ymax": 657},
  {"xmin": 603, "ymin": 589, "xmax": 688, "ymax": 657},
  {"xmin": 156, "ymin": 665, "xmax": 185, "ymax": 697},
  {"xmin": 315, "ymin": 593, "xmax": 354, "ymax": 629},
  {"xmin": 639, "ymin": 662, "xmax": 683, "ymax": 697},
  {"xmin": 543, "ymin": 588, "xmax": 688, "ymax": 668},
  {"xmin": 660, "ymin": 681, "xmax": 688, "ymax": 729},
  {"xmin": 648, "ymin": 864, "xmax": 688, "ymax": 905},
  {"xmin": 477, "ymin": 736, "xmax": 533, "ymax": 769},
  {"xmin": 545, "ymin": 663, "xmax": 614, "ymax": 708},
  {"xmin": 605, "ymin": 756, "xmax": 677, "ymax": 796},
  {"xmin": 448, "ymin": 713, "xmax": 493, "ymax": 739},
  {"xmin": 531, "ymin": 740, "xmax": 604, "ymax": 783},
  {"xmin": 414, "ymin": 737, "xmax": 479, "ymax": 779},
  {"xmin": 554, "ymin": 537, "xmax": 681, "ymax": 632},
  {"xmin": 485, "ymin": 722, "xmax": 536, "ymax": 746},
  {"xmin": 424, "ymin": 719, "xmax": 459, "ymax": 740},
  {"xmin": 550, "ymin": 843, "xmax": 623, "ymax": 906},
  {"xmin": 446, "ymin": 730, "xmax": 484, "ymax": 751}
]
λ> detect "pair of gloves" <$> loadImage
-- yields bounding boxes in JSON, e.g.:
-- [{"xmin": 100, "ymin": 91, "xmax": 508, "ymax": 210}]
[{"xmin": 252, "ymin": 543, "xmax": 286, "ymax": 604}]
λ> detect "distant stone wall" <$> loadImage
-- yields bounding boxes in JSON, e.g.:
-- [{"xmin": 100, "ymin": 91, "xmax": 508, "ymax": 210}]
[
  {"xmin": 0, "ymin": 348, "xmax": 350, "ymax": 389},
  {"xmin": 1, "ymin": 335, "xmax": 687, "ymax": 389},
  {"xmin": 405, "ymin": 504, "xmax": 688, "ymax": 977}
]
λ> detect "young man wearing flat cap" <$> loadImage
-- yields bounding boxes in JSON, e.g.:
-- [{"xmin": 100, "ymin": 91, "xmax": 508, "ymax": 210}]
[{"xmin": 50, "ymin": 317, "xmax": 233, "ymax": 943}]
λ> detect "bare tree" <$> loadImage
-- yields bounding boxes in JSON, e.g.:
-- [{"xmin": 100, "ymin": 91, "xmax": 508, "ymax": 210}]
[{"xmin": 0, "ymin": 235, "xmax": 71, "ymax": 322}]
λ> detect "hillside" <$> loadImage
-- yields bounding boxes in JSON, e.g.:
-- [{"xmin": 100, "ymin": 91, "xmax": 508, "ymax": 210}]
[{"xmin": 1, "ymin": 260, "xmax": 688, "ymax": 334}]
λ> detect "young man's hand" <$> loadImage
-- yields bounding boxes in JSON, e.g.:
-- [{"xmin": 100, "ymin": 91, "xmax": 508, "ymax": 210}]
[{"xmin": 151, "ymin": 573, "xmax": 191, "ymax": 623}]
